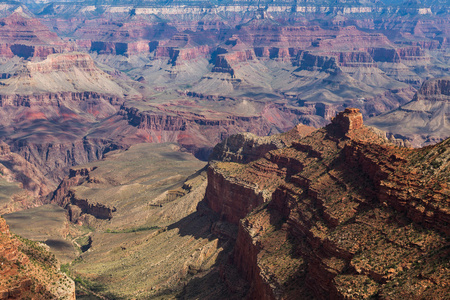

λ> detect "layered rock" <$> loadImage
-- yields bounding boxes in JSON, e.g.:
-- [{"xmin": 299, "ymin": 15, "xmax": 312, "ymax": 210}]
[
  {"xmin": 118, "ymin": 101, "xmax": 310, "ymax": 159},
  {"xmin": 210, "ymin": 124, "xmax": 315, "ymax": 163},
  {"xmin": 154, "ymin": 34, "xmax": 211, "ymax": 65},
  {"xmin": 0, "ymin": 52, "xmax": 135, "ymax": 184},
  {"xmin": 90, "ymin": 40, "xmax": 153, "ymax": 56},
  {"xmin": 51, "ymin": 166, "xmax": 116, "ymax": 222},
  {"xmin": 0, "ymin": 11, "xmax": 70, "ymax": 58},
  {"xmin": 212, "ymin": 49, "xmax": 256, "ymax": 76},
  {"xmin": 368, "ymin": 47, "xmax": 401, "ymax": 63},
  {"xmin": 0, "ymin": 217, "xmax": 75, "ymax": 299},
  {"xmin": 206, "ymin": 108, "xmax": 450, "ymax": 299},
  {"xmin": 297, "ymin": 51, "xmax": 338, "ymax": 72},
  {"xmin": 1, "ymin": 52, "xmax": 133, "ymax": 97},
  {"xmin": 367, "ymin": 76, "xmax": 450, "ymax": 147},
  {"xmin": 10, "ymin": 138, "xmax": 125, "ymax": 184}
]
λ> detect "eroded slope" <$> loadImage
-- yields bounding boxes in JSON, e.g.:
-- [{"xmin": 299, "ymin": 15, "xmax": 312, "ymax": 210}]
[{"xmin": 0, "ymin": 217, "xmax": 75, "ymax": 299}]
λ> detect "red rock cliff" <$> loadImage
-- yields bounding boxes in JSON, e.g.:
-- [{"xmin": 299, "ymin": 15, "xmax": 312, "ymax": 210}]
[{"xmin": 206, "ymin": 108, "xmax": 450, "ymax": 299}]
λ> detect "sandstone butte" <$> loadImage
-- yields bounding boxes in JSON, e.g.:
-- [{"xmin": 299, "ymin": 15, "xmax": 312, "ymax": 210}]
[
  {"xmin": 0, "ymin": 217, "xmax": 75, "ymax": 299},
  {"xmin": 206, "ymin": 108, "xmax": 450, "ymax": 299}
]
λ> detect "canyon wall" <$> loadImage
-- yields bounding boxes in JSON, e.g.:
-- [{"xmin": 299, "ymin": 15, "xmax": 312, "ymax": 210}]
[{"xmin": 206, "ymin": 108, "xmax": 450, "ymax": 299}]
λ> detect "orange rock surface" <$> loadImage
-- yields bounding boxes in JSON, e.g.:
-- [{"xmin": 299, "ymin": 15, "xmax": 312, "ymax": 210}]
[{"xmin": 0, "ymin": 217, "xmax": 75, "ymax": 299}]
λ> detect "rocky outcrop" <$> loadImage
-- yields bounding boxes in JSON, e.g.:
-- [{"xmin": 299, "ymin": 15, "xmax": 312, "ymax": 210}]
[
  {"xmin": 27, "ymin": 52, "xmax": 95, "ymax": 73},
  {"xmin": 0, "ymin": 91, "xmax": 123, "ymax": 108},
  {"xmin": 65, "ymin": 191, "xmax": 116, "ymax": 221},
  {"xmin": 205, "ymin": 164, "xmax": 270, "ymax": 224},
  {"xmin": 344, "ymin": 139, "xmax": 450, "ymax": 236},
  {"xmin": 334, "ymin": 51, "xmax": 376, "ymax": 67},
  {"xmin": 415, "ymin": 76, "xmax": 450, "ymax": 98},
  {"xmin": 368, "ymin": 46, "xmax": 429, "ymax": 64},
  {"xmin": 51, "ymin": 166, "xmax": 116, "ymax": 222},
  {"xmin": 331, "ymin": 107, "xmax": 363, "ymax": 134},
  {"xmin": 120, "ymin": 107, "xmax": 187, "ymax": 132},
  {"xmin": 10, "ymin": 138, "xmax": 123, "ymax": 185},
  {"xmin": 212, "ymin": 50, "xmax": 256, "ymax": 75},
  {"xmin": 0, "ymin": 217, "xmax": 75, "ymax": 299},
  {"xmin": 156, "ymin": 44, "xmax": 210, "ymax": 65},
  {"xmin": 397, "ymin": 46, "xmax": 430, "ymax": 63},
  {"xmin": 90, "ymin": 40, "xmax": 152, "ymax": 56},
  {"xmin": 253, "ymin": 46, "xmax": 294, "ymax": 61},
  {"xmin": 51, "ymin": 167, "xmax": 91, "ymax": 207},
  {"xmin": 206, "ymin": 108, "xmax": 450, "ymax": 299},
  {"xmin": 210, "ymin": 124, "xmax": 315, "ymax": 164},
  {"xmin": 297, "ymin": 52, "xmax": 339, "ymax": 72},
  {"xmin": 368, "ymin": 47, "xmax": 401, "ymax": 63}
]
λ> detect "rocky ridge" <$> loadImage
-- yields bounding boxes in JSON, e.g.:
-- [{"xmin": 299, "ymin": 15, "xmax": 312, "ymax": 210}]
[
  {"xmin": 206, "ymin": 108, "xmax": 450, "ymax": 299},
  {"xmin": 0, "ymin": 217, "xmax": 75, "ymax": 299}
]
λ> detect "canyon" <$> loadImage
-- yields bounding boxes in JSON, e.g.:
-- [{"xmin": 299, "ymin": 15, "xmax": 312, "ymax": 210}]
[
  {"xmin": 9, "ymin": 107, "xmax": 447, "ymax": 299},
  {"xmin": 0, "ymin": 0, "xmax": 449, "ymax": 298}
]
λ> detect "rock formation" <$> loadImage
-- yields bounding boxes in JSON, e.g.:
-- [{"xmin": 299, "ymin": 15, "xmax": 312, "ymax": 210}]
[
  {"xmin": 0, "ymin": 10, "xmax": 71, "ymax": 59},
  {"xmin": 206, "ymin": 108, "xmax": 450, "ymax": 299},
  {"xmin": 209, "ymin": 124, "xmax": 316, "ymax": 164},
  {"xmin": 0, "ymin": 141, "xmax": 52, "ymax": 214},
  {"xmin": 0, "ymin": 217, "xmax": 75, "ymax": 299},
  {"xmin": 51, "ymin": 166, "xmax": 116, "ymax": 222},
  {"xmin": 0, "ymin": 52, "xmax": 137, "ymax": 190},
  {"xmin": 367, "ymin": 76, "xmax": 450, "ymax": 147}
]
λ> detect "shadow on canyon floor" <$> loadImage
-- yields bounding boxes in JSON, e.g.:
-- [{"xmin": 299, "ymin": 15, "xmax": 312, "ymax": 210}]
[{"xmin": 165, "ymin": 203, "xmax": 249, "ymax": 300}]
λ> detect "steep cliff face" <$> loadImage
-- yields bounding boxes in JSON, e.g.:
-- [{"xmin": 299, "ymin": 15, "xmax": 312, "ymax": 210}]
[
  {"xmin": 206, "ymin": 108, "xmax": 450, "ymax": 299},
  {"xmin": 0, "ymin": 217, "xmax": 75, "ymax": 299},
  {"xmin": 368, "ymin": 47, "xmax": 401, "ymax": 63},
  {"xmin": 51, "ymin": 166, "xmax": 116, "ymax": 222},
  {"xmin": 298, "ymin": 52, "xmax": 339, "ymax": 72},
  {"xmin": 10, "ymin": 138, "xmax": 123, "ymax": 185},
  {"xmin": 212, "ymin": 50, "xmax": 256, "ymax": 76},
  {"xmin": 416, "ymin": 76, "xmax": 450, "ymax": 97}
]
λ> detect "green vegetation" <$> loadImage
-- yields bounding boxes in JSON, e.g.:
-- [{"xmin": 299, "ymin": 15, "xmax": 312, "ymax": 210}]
[
  {"xmin": 16, "ymin": 235, "xmax": 58, "ymax": 268},
  {"xmin": 60, "ymin": 263, "xmax": 70, "ymax": 275},
  {"xmin": 74, "ymin": 276, "xmax": 105, "ymax": 293}
]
